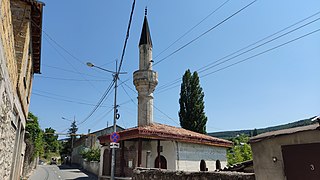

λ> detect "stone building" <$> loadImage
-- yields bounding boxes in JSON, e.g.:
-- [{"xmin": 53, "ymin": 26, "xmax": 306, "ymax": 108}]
[
  {"xmin": 250, "ymin": 117, "xmax": 320, "ymax": 180},
  {"xmin": 0, "ymin": 0, "xmax": 44, "ymax": 179},
  {"xmin": 98, "ymin": 12, "xmax": 232, "ymax": 179},
  {"xmin": 71, "ymin": 125, "xmax": 124, "ymax": 175}
]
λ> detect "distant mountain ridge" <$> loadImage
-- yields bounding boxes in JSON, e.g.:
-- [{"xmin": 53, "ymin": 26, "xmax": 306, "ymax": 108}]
[{"xmin": 208, "ymin": 116, "xmax": 317, "ymax": 140}]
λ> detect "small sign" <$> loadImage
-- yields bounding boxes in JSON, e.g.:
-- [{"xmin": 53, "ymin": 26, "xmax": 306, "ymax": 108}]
[
  {"xmin": 110, "ymin": 142, "xmax": 120, "ymax": 149},
  {"xmin": 110, "ymin": 132, "xmax": 120, "ymax": 143}
]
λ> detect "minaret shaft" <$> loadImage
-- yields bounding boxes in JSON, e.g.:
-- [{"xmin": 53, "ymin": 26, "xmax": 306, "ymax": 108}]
[{"xmin": 133, "ymin": 14, "xmax": 158, "ymax": 126}]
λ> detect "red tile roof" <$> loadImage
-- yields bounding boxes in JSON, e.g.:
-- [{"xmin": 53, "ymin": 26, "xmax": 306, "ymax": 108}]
[{"xmin": 98, "ymin": 123, "xmax": 232, "ymax": 148}]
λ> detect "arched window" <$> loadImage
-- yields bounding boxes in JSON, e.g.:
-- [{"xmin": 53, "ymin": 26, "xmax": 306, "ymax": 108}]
[
  {"xmin": 200, "ymin": 160, "xmax": 207, "ymax": 171},
  {"xmin": 216, "ymin": 160, "xmax": 221, "ymax": 170},
  {"xmin": 154, "ymin": 155, "xmax": 167, "ymax": 169}
]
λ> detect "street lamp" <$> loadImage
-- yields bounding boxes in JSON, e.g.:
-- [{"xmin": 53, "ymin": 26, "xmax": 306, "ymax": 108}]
[
  {"xmin": 61, "ymin": 117, "xmax": 72, "ymax": 121},
  {"xmin": 87, "ymin": 61, "xmax": 126, "ymax": 180}
]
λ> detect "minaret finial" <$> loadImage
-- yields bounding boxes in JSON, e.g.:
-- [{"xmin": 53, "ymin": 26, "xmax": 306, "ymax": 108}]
[{"xmin": 145, "ymin": 7, "xmax": 147, "ymax": 16}]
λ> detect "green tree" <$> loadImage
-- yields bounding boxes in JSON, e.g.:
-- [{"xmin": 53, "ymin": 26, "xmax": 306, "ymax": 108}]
[
  {"xmin": 43, "ymin": 127, "xmax": 59, "ymax": 154},
  {"xmin": 252, "ymin": 128, "xmax": 258, "ymax": 136},
  {"xmin": 227, "ymin": 134, "xmax": 253, "ymax": 165},
  {"xmin": 25, "ymin": 112, "xmax": 44, "ymax": 161},
  {"xmin": 61, "ymin": 120, "xmax": 78, "ymax": 156},
  {"xmin": 179, "ymin": 69, "xmax": 207, "ymax": 134},
  {"xmin": 68, "ymin": 120, "xmax": 78, "ymax": 151}
]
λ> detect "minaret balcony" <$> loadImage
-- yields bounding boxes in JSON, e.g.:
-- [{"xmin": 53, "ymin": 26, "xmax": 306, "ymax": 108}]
[{"xmin": 133, "ymin": 70, "xmax": 158, "ymax": 88}]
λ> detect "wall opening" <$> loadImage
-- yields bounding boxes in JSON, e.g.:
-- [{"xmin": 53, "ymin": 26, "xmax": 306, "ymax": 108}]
[
  {"xmin": 154, "ymin": 155, "xmax": 167, "ymax": 169},
  {"xmin": 200, "ymin": 159, "xmax": 207, "ymax": 171},
  {"xmin": 216, "ymin": 160, "xmax": 221, "ymax": 170}
]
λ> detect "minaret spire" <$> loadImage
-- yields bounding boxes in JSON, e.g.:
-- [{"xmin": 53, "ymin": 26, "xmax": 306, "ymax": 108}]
[
  {"xmin": 133, "ymin": 10, "xmax": 158, "ymax": 126},
  {"xmin": 139, "ymin": 9, "xmax": 152, "ymax": 47}
]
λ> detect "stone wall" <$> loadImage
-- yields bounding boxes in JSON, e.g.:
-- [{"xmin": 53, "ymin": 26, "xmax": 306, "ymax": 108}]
[
  {"xmin": 83, "ymin": 160, "xmax": 99, "ymax": 176},
  {"xmin": 0, "ymin": 0, "xmax": 35, "ymax": 179},
  {"xmin": 132, "ymin": 168, "xmax": 255, "ymax": 180}
]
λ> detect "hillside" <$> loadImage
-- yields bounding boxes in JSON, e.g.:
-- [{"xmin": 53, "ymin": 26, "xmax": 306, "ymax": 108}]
[{"xmin": 208, "ymin": 116, "xmax": 317, "ymax": 140}]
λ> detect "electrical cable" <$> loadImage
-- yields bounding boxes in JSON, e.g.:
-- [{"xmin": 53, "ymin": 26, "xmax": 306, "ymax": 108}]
[
  {"xmin": 157, "ymin": 27, "xmax": 320, "ymax": 93},
  {"xmin": 153, "ymin": 0, "xmax": 230, "ymax": 60},
  {"xmin": 117, "ymin": 0, "xmax": 136, "ymax": 73},
  {"xmin": 32, "ymin": 92, "xmax": 108, "ymax": 107},
  {"xmin": 156, "ymin": 12, "xmax": 320, "ymax": 93},
  {"xmin": 36, "ymin": 76, "xmax": 109, "ymax": 82},
  {"xmin": 153, "ymin": 0, "xmax": 257, "ymax": 66}
]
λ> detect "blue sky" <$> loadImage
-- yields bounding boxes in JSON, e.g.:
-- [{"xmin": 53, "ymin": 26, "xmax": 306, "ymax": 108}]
[{"xmin": 30, "ymin": 0, "xmax": 320, "ymax": 136}]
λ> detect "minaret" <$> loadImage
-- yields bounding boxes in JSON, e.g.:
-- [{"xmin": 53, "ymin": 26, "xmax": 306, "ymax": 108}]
[{"xmin": 133, "ymin": 9, "xmax": 158, "ymax": 126}]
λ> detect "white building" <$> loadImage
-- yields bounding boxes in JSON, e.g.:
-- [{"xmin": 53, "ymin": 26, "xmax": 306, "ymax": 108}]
[{"xmin": 98, "ymin": 11, "xmax": 232, "ymax": 179}]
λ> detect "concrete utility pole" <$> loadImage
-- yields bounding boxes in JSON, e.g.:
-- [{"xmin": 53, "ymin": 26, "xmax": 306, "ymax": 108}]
[
  {"xmin": 110, "ymin": 61, "xmax": 119, "ymax": 180},
  {"xmin": 87, "ymin": 61, "xmax": 125, "ymax": 180}
]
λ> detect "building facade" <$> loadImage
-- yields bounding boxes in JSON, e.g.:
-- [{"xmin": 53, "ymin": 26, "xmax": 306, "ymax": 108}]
[
  {"xmin": 72, "ymin": 125, "xmax": 124, "ymax": 167},
  {"xmin": 98, "ymin": 11, "xmax": 232, "ymax": 179},
  {"xmin": 250, "ymin": 119, "xmax": 320, "ymax": 180},
  {"xmin": 0, "ymin": 0, "xmax": 43, "ymax": 179}
]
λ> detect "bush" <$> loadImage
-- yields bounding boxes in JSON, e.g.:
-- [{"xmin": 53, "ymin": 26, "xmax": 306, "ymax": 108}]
[{"xmin": 80, "ymin": 148, "xmax": 100, "ymax": 162}]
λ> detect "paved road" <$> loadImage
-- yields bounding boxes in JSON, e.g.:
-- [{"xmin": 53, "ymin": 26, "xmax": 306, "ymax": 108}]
[{"xmin": 28, "ymin": 165, "xmax": 98, "ymax": 180}]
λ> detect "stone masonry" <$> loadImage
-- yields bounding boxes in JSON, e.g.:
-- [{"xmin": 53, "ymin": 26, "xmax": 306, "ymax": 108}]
[
  {"xmin": 0, "ymin": 0, "xmax": 44, "ymax": 179},
  {"xmin": 132, "ymin": 168, "xmax": 255, "ymax": 180}
]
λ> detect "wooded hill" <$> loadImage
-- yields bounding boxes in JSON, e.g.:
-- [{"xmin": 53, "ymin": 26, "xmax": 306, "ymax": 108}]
[{"xmin": 208, "ymin": 116, "xmax": 317, "ymax": 140}]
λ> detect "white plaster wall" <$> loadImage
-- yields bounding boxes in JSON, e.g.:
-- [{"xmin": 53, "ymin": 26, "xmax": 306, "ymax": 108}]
[
  {"xmin": 176, "ymin": 142, "xmax": 227, "ymax": 171},
  {"xmin": 140, "ymin": 140, "xmax": 177, "ymax": 170}
]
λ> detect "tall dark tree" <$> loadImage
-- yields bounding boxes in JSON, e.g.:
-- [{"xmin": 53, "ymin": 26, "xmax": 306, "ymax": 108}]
[
  {"xmin": 179, "ymin": 69, "xmax": 207, "ymax": 134},
  {"xmin": 64, "ymin": 120, "xmax": 78, "ymax": 156}
]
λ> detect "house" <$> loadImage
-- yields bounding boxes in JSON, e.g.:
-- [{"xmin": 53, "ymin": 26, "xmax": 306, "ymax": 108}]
[
  {"xmin": 250, "ymin": 117, "xmax": 320, "ymax": 180},
  {"xmin": 71, "ymin": 125, "xmax": 124, "ymax": 175},
  {"xmin": 0, "ymin": 0, "xmax": 44, "ymax": 179},
  {"xmin": 97, "ymin": 11, "xmax": 232, "ymax": 179}
]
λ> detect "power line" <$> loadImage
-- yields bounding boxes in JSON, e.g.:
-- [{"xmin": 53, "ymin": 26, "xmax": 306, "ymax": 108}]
[
  {"xmin": 158, "ymin": 27, "xmax": 320, "ymax": 93},
  {"xmin": 153, "ymin": 0, "xmax": 257, "ymax": 66},
  {"xmin": 32, "ymin": 92, "xmax": 108, "ymax": 107},
  {"xmin": 31, "ymin": 20, "xmax": 85, "ymax": 65},
  {"xmin": 153, "ymin": 0, "xmax": 230, "ymax": 60},
  {"xmin": 156, "ymin": 12, "xmax": 320, "ymax": 93},
  {"xmin": 199, "ymin": 16, "xmax": 320, "ymax": 74},
  {"xmin": 76, "ymin": 80, "xmax": 115, "ymax": 127},
  {"xmin": 201, "ymin": 28, "xmax": 320, "ymax": 78},
  {"xmin": 36, "ymin": 76, "xmax": 109, "ymax": 82},
  {"xmin": 42, "ymin": 35, "xmax": 98, "ymax": 89},
  {"xmin": 43, "ymin": 64, "xmax": 108, "ymax": 79},
  {"xmin": 198, "ymin": 10, "xmax": 320, "ymax": 73},
  {"xmin": 117, "ymin": 0, "xmax": 136, "ymax": 73}
]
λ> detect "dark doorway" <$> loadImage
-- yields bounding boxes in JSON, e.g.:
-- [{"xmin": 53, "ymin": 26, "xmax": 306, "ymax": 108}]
[
  {"xmin": 282, "ymin": 142, "xmax": 320, "ymax": 180},
  {"xmin": 216, "ymin": 160, "xmax": 221, "ymax": 170},
  {"xmin": 102, "ymin": 149, "xmax": 111, "ymax": 176},
  {"xmin": 200, "ymin": 160, "xmax": 207, "ymax": 171},
  {"xmin": 154, "ymin": 155, "xmax": 167, "ymax": 169}
]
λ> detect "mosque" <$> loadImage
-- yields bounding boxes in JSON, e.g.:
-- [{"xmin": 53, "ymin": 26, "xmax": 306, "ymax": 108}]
[{"xmin": 98, "ymin": 10, "xmax": 232, "ymax": 179}]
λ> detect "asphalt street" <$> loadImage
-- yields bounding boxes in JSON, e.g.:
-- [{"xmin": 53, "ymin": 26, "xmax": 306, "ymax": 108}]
[{"xmin": 28, "ymin": 165, "xmax": 97, "ymax": 180}]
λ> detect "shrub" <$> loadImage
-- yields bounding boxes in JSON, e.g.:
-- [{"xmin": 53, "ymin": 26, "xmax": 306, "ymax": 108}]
[{"xmin": 80, "ymin": 148, "xmax": 100, "ymax": 162}]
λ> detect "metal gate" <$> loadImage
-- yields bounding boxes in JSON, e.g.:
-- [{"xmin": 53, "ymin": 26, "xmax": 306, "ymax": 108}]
[{"xmin": 282, "ymin": 142, "xmax": 320, "ymax": 180}]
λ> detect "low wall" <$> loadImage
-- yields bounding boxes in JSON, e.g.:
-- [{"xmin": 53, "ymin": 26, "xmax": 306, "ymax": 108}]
[
  {"xmin": 83, "ymin": 160, "xmax": 99, "ymax": 176},
  {"xmin": 132, "ymin": 168, "xmax": 255, "ymax": 180}
]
